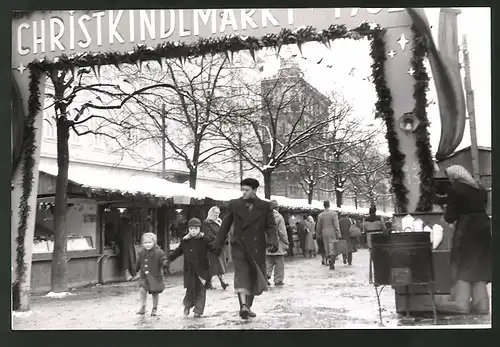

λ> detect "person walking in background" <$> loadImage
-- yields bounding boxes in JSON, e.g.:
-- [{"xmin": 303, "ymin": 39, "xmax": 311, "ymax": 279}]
[
  {"xmin": 304, "ymin": 216, "xmax": 317, "ymax": 258},
  {"xmin": 384, "ymin": 217, "xmax": 393, "ymax": 233},
  {"xmin": 357, "ymin": 217, "xmax": 368, "ymax": 249},
  {"xmin": 214, "ymin": 178, "xmax": 279, "ymax": 320},
  {"xmin": 165, "ymin": 218, "xmax": 216, "ymax": 318},
  {"xmin": 434, "ymin": 165, "xmax": 491, "ymax": 315},
  {"xmin": 296, "ymin": 218, "xmax": 307, "ymax": 257},
  {"xmin": 316, "ymin": 201, "xmax": 341, "ymax": 270},
  {"xmin": 119, "ymin": 214, "xmax": 137, "ymax": 281},
  {"xmin": 266, "ymin": 200, "xmax": 289, "ymax": 286},
  {"xmin": 316, "ymin": 231, "xmax": 327, "ymax": 266},
  {"xmin": 285, "ymin": 222, "xmax": 295, "ymax": 257},
  {"xmin": 135, "ymin": 232, "xmax": 168, "ymax": 317},
  {"xmin": 338, "ymin": 212, "xmax": 357, "ymax": 266},
  {"xmin": 203, "ymin": 206, "xmax": 229, "ymax": 290},
  {"xmin": 363, "ymin": 206, "xmax": 387, "ymax": 249}
]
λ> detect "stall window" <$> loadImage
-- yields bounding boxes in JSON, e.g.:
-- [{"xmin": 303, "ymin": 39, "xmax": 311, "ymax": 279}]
[{"xmin": 34, "ymin": 201, "xmax": 98, "ymax": 253}]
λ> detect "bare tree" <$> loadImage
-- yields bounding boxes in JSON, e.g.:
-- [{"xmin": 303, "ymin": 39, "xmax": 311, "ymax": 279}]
[
  {"xmin": 287, "ymin": 96, "xmax": 383, "ymax": 206},
  {"xmin": 214, "ymin": 61, "xmax": 357, "ymax": 199},
  {"xmin": 44, "ymin": 66, "xmax": 184, "ymax": 293},
  {"xmin": 344, "ymin": 139, "xmax": 391, "ymax": 209},
  {"xmin": 121, "ymin": 55, "xmax": 246, "ymax": 189}
]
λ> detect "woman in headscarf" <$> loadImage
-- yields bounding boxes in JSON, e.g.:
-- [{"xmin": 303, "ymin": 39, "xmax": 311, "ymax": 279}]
[
  {"xmin": 363, "ymin": 206, "xmax": 386, "ymax": 249},
  {"xmin": 304, "ymin": 216, "xmax": 317, "ymax": 258},
  {"xmin": 203, "ymin": 206, "xmax": 229, "ymax": 290},
  {"xmin": 435, "ymin": 165, "xmax": 491, "ymax": 315}
]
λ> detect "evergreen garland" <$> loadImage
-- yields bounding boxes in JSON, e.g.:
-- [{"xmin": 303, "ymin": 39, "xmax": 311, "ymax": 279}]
[
  {"xmin": 34, "ymin": 23, "xmax": 378, "ymax": 72},
  {"xmin": 411, "ymin": 25, "xmax": 435, "ymax": 212},
  {"xmin": 369, "ymin": 28, "xmax": 409, "ymax": 213},
  {"xmin": 14, "ymin": 66, "xmax": 42, "ymax": 306}
]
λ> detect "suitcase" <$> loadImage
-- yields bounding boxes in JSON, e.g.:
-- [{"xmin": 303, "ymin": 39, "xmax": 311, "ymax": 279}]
[{"xmin": 332, "ymin": 240, "xmax": 349, "ymax": 255}]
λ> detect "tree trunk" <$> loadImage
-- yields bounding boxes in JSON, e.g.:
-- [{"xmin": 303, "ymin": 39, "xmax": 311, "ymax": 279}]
[
  {"xmin": 354, "ymin": 191, "xmax": 358, "ymax": 209},
  {"xmin": 335, "ymin": 189, "xmax": 343, "ymax": 208},
  {"xmin": 307, "ymin": 184, "xmax": 314, "ymax": 205},
  {"xmin": 51, "ymin": 117, "xmax": 70, "ymax": 293},
  {"xmin": 263, "ymin": 170, "xmax": 272, "ymax": 199},
  {"xmin": 189, "ymin": 168, "xmax": 197, "ymax": 189}
]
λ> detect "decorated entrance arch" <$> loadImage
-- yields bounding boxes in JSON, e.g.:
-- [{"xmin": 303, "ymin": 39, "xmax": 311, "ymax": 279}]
[{"xmin": 11, "ymin": 8, "xmax": 465, "ymax": 309}]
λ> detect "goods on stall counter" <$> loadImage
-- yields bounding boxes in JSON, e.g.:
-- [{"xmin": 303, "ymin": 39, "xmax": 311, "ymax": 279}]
[{"xmin": 394, "ymin": 214, "xmax": 444, "ymax": 250}]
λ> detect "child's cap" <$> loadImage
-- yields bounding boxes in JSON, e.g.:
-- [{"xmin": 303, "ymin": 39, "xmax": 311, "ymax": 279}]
[
  {"xmin": 188, "ymin": 218, "xmax": 202, "ymax": 228},
  {"xmin": 142, "ymin": 232, "xmax": 157, "ymax": 244}
]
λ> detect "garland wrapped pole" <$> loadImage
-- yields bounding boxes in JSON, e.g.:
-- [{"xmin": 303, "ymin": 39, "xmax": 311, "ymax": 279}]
[{"xmin": 11, "ymin": 66, "xmax": 46, "ymax": 311}]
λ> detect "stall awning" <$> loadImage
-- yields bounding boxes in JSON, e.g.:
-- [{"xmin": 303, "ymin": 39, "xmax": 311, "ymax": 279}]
[
  {"xmin": 38, "ymin": 164, "xmax": 207, "ymax": 202},
  {"xmin": 38, "ymin": 164, "xmax": 394, "ymax": 215}
]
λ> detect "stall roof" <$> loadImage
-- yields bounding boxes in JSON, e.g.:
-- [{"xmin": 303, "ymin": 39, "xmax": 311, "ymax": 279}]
[
  {"xmin": 38, "ymin": 164, "xmax": 394, "ymax": 216},
  {"xmin": 38, "ymin": 164, "xmax": 206, "ymax": 201}
]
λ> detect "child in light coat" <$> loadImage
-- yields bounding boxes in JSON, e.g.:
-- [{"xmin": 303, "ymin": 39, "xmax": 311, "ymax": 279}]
[{"xmin": 135, "ymin": 232, "xmax": 167, "ymax": 316}]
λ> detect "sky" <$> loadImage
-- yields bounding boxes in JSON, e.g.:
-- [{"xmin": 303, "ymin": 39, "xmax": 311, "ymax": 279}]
[{"xmin": 247, "ymin": 7, "xmax": 491, "ymax": 154}]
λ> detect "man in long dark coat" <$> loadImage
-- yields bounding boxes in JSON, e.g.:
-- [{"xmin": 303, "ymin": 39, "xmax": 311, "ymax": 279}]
[{"xmin": 214, "ymin": 178, "xmax": 279, "ymax": 320}]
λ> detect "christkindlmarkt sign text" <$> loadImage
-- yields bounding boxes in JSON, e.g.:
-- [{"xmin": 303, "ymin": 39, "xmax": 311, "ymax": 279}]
[{"xmin": 13, "ymin": 8, "xmax": 411, "ymax": 65}]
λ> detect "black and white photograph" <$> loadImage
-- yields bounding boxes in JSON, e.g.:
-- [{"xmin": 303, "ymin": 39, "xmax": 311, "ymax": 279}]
[{"xmin": 11, "ymin": 7, "xmax": 491, "ymax": 329}]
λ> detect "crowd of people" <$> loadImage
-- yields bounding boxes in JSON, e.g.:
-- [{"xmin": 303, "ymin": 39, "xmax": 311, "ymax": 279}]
[
  {"xmin": 281, "ymin": 202, "xmax": 391, "ymax": 271},
  {"xmin": 131, "ymin": 164, "xmax": 491, "ymax": 320},
  {"xmin": 132, "ymin": 176, "xmax": 393, "ymax": 319}
]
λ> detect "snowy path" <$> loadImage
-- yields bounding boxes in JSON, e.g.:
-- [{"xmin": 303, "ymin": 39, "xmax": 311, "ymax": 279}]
[{"xmin": 12, "ymin": 249, "xmax": 490, "ymax": 330}]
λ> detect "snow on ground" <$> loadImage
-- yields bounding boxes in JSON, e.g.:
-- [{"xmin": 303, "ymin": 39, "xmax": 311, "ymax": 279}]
[
  {"xmin": 12, "ymin": 249, "xmax": 490, "ymax": 330},
  {"xmin": 44, "ymin": 292, "xmax": 73, "ymax": 298}
]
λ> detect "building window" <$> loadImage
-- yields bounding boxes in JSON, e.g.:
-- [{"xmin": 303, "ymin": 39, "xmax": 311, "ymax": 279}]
[
  {"xmin": 148, "ymin": 138, "xmax": 158, "ymax": 154},
  {"xmin": 69, "ymin": 127, "xmax": 81, "ymax": 146},
  {"xmin": 92, "ymin": 119, "xmax": 105, "ymax": 149},
  {"xmin": 43, "ymin": 113, "xmax": 56, "ymax": 139}
]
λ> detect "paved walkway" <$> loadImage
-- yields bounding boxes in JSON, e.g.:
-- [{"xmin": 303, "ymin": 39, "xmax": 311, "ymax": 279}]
[{"xmin": 12, "ymin": 249, "xmax": 491, "ymax": 329}]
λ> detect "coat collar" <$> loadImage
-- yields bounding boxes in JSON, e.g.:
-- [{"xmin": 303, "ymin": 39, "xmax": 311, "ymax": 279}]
[{"xmin": 235, "ymin": 197, "xmax": 266, "ymax": 228}]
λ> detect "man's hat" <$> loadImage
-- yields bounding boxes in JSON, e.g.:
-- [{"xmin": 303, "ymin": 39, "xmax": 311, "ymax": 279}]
[
  {"xmin": 188, "ymin": 218, "xmax": 202, "ymax": 227},
  {"xmin": 240, "ymin": 178, "xmax": 260, "ymax": 189}
]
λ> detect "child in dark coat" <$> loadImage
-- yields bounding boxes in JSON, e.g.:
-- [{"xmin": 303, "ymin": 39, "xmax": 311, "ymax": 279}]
[
  {"xmin": 165, "ymin": 218, "xmax": 216, "ymax": 318},
  {"xmin": 135, "ymin": 232, "xmax": 168, "ymax": 316}
]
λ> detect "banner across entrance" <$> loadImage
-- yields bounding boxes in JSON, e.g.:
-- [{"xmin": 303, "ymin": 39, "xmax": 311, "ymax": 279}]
[{"xmin": 13, "ymin": 8, "xmax": 410, "ymax": 65}]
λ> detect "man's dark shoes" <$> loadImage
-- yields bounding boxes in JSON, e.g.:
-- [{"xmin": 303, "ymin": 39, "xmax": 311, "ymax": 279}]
[
  {"xmin": 275, "ymin": 282, "xmax": 284, "ymax": 286},
  {"xmin": 194, "ymin": 312, "xmax": 202, "ymax": 318},
  {"xmin": 183, "ymin": 307, "xmax": 191, "ymax": 316},
  {"xmin": 239, "ymin": 304, "xmax": 250, "ymax": 319},
  {"xmin": 248, "ymin": 308, "xmax": 257, "ymax": 317}
]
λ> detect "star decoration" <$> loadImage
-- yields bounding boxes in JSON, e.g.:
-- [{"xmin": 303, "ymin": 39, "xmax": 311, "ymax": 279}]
[
  {"xmin": 403, "ymin": 162, "xmax": 421, "ymax": 184},
  {"xmin": 397, "ymin": 33, "xmax": 409, "ymax": 51},
  {"xmin": 407, "ymin": 68, "xmax": 415, "ymax": 75},
  {"xmin": 387, "ymin": 50, "xmax": 396, "ymax": 59},
  {"xmin": 15, "ymin": 62, "xmax": 26, "ymax": 75}
]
